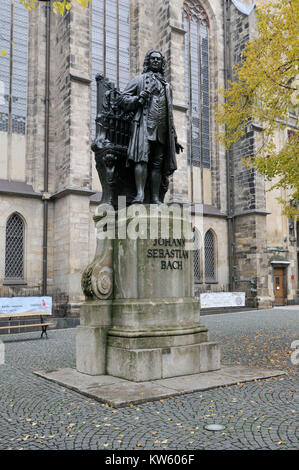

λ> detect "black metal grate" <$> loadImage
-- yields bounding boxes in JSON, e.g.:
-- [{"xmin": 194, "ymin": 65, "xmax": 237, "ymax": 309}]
[
  {"xmin": 204, "ymin": 230, "xmax": 215, "ymax": 282},
  {"xmin": 5, "ymin": 214, "xmax": 24, "ymax": 280}
]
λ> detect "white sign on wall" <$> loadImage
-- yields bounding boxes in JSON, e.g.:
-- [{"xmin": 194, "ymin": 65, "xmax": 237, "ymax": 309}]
[
  {"xmin": 200, "ymin": 292, "xmax": 245, "ymax": 309},
  {"xmin": 0, "ymin": 297, "xmax": 52, "ymax": 316}
]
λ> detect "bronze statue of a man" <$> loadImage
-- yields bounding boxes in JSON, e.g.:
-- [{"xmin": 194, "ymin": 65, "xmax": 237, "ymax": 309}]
[{"xmin": 119, "ymin": 49, "xmax": 183, "ymax": 204}]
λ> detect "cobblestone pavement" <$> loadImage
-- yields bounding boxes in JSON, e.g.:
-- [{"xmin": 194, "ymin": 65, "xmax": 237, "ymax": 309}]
[{"xmin": 0, "ymin": 307, "xmax": 298, "ymax": 450}]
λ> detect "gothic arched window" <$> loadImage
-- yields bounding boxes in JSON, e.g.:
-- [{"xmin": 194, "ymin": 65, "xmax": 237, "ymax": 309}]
[
  {"xmin": 5, "ymin": 214, "xmax": 25, "ymax": 280},
  {"xmin": 204, "ymin": 229, "xmax": 216, "ymax": 282},
  {"xmin": 184, "ymin": 0, "xmax": 210, "ymax": 169},
  {"xmin": 92, "ymin": 0, "xmax": 130, "ymax": 136}
]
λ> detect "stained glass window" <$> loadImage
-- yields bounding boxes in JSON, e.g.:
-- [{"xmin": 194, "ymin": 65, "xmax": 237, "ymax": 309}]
[
  {"xmin": 184, "ymin": 0, "xmax": 210, "ymax": 169},
  {"xmin": 0, "ymin": 0, "xmax": 28, "ymax": 135},
  {"xmin": 91, "ymin": 0, "xmax": 130, "ymax": 137}
]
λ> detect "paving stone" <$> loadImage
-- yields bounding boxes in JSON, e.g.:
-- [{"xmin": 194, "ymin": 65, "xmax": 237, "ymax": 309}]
[
  {"xmin": 34, "ymin": 364, "xmax": 286, "ymax": 407},
  {"xmin": 0, "ymin": 307, "xmax": 297, "ymax": 450}
]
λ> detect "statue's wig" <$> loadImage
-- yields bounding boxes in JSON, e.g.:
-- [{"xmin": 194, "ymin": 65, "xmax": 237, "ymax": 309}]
[{"xmin": 142, "ymin": 49, "xmax": 166, "ymax": 75}]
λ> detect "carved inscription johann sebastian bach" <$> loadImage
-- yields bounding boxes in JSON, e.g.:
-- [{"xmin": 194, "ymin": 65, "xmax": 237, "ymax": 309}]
[{"xmin": 147, "ymin": 238, "xmax": 189, "ymax": 270}]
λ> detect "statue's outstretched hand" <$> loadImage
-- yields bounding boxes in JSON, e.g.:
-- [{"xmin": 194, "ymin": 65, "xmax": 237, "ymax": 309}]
[{"xmin": 175, "ymin": 141, "xmax": 184, "ymax": 154}]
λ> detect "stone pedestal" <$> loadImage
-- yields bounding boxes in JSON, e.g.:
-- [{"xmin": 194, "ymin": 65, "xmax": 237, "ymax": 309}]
[
  {"xmin": 76, "ymin": 233, "xmax": 113, "ymax": 375},
  {"xmin": 76, "ymin": 204, "xmax": 220, "ymax": 380},
  {"xmin": 76, "ymin": 301, "xmax": 112, "ymax": 375}
]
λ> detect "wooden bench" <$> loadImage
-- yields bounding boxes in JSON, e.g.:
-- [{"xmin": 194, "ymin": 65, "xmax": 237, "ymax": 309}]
[{"xmin": 0, "ymin": 312, "xmax": 54, "ymax": 338}]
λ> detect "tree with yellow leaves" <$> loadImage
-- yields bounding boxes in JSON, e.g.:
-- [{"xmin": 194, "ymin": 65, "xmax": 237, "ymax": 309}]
[
  {"xmin": 20, "ymin": 0, "xmax": 92, "ymax": 15},
  {"xmin": 216, "ymin": 0, "xmax": 299, "ymax": 218}
]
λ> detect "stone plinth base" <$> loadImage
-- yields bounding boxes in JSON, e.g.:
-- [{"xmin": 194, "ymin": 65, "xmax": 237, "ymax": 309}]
[
  {"xmin": 107, "ymin": 341, "xmax": 220, "ymax": 382},
  {"xmin": 34, "ymin": 366, "xmax": 286, "ymax": 408},
  {"xmin": 76, "ymin": 300, "xmax": 112, "ymax": 376},
  {"xmin": 76, "ymin": 325, "xmax": 110, "ymax": 376},
  {"xmin": 106, "ymin": 295, "xmax": 220, "ymax": 381}
]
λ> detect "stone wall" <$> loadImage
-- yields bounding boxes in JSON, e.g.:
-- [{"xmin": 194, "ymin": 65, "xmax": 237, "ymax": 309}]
[
  {"xmin": 26, "ymin": 2, "xmax": 48, "ymax": 193},
  {"xmin": 227, "ymin": 1, "xmax": 272, "ymax": 307}
]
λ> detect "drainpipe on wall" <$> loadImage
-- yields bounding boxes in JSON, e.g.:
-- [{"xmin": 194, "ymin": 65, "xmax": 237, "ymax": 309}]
[
  {"xmin": 42, "ymin": 0, "xmax": 51, "ymax": 296},
  {"xmin": 223, "ymin": 0, "xmax": 236, "ymax": 291}
]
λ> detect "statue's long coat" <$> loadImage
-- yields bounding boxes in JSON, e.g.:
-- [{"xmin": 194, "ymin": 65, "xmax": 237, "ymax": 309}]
[{"xmin": 120, "ymin": 71, "xmax": 177, "ymax": 177}]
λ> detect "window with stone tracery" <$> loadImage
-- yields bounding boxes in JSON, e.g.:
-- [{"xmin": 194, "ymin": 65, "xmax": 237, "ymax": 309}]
[
  {"xmin": 91, "ymin": 0, "xmax": 130, "ymax": 137},
  {"xmin": 184, "ymin": 0, "xmax": 210, "ymax": 169},
  {"xmin": 204, "ymin": 229, "xmax": 216, "ymax": 282},
  {"xmin": 5, "ymin": 213, "xmax": 25, "ymax": 281}
]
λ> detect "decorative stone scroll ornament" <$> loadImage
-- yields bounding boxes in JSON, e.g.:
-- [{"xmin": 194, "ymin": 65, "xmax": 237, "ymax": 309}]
[{"xmin": 81, "ymin": 236, "xmax": 113, "ymax": 300}]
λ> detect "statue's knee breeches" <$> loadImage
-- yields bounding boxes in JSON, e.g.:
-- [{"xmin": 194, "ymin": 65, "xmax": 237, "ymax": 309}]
[{"xmin": 149, "ymin": 142, "xmax": 165, "ymax": 170}]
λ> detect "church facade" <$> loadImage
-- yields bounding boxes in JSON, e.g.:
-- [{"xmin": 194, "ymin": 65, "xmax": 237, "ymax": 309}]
[{"xmin": 0, "ymin": 0, "xmax": 298, "ymax": 324}]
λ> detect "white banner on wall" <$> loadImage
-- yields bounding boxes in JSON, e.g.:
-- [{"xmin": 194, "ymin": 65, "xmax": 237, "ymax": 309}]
[
  {"xmin": 0, "ymin": 297, "xmax": 52, "ymax": 316},
  {"xmin": 200, "ymin": 292, "xmax": 245, "ymax": 309}
]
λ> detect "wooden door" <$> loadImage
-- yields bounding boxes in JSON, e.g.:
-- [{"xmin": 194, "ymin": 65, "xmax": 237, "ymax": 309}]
[{"xmin": 274, "ymin": 267, "xmax": 285, "ymax": 305}]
